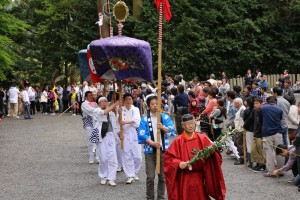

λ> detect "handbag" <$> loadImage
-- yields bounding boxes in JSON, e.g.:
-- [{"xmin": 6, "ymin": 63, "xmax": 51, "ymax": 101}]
[{"xmin": 41, "ymin": 95, "xmax": 47, "ymax": 103}]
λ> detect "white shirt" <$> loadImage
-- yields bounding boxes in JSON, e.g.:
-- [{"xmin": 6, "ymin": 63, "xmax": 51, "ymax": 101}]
[
  {"xmin": 28, "ymin": 86, "xmax": 35, "ymax": 101},
  {"xmin": 82, "ymin": 100, "xmax": 97, "ymax": 118},
  {"xmin": 179, "ymin": 79, "xmax": 186, "ymax": 90},
  {"xmin": 287, "ymin": 105, "xmax": 300, "ymax": 129},
  {"xmin": 234, "ymin": 105, "xmax": 245, "ymax": 132},
  {"xmin": 149, "ymin": 113, "xmax": 171, "ymax": 146},
  {"xmin": 90, "ymin": 86, "xmax": 97, "ymax": 93},
  {"xmin": 82, "ymin": 85, "xmax": 90, "ymax": 101},
  {"xmin": 22, "ymin": 90, "xmax": 29, "ymax": 103},
  {"xmin": 8, "ymin": 87, "xmax": 20, "ymax": 103},
  {"xmin": 74, "ymin": 86, "xmax": 79, "ymax": 94},
  {"xmin": 42, "ymin": 91, "xmax": 48, "ymax": 98},
  {"xmin": 121, "ymin": 105, "xmax": 141, "ymax": 133},
  {"xmin": 57, "ymin": 87, "xmax": 63, "ymax": 99}
]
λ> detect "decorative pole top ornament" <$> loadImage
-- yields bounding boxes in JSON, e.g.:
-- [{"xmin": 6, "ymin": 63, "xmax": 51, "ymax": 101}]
[{"xmin": 113, "ymin": 1, "xmax": 129, "ymax": 22}]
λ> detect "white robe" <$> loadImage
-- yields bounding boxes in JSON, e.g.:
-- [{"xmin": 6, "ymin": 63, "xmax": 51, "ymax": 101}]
[
  {"xmin": 94, "ymin": 109, "xmax": 120, "ymax": 181},
  {"xmin": 81, "ymin": 101, "xmax": 97, "ymax": 161},
  {"xmin": 118, "ymin": 105, "xmax": 142, "ymax": 178}
]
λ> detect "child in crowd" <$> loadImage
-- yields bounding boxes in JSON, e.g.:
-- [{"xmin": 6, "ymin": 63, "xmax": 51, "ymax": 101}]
[
  {"xmin": 251, "ymin": 97, "xmax": 266, "ymax": 172},
  {"xmin": 210, "ymin": 99, "xmax": 227, "ymax": 141},
  {"xmin": 242, "ymin": 85, "xmax": 251, "ymax": 100},
  {"xmin": 198, "ymin": 104, "xmax": 210, "ymax": 137},
  {"xmin": 260, "ymin": 86, "xmax": 268, "ymax": 104},
  {"xmin": 251, "ymin": 82, "xmax": 260, "ymax": 97},
  {"xmin": 189, "ymin": 97, "xmax": 199, "ymax": 118},
  {"xmin": 195, "ymin": 113, "xmax": 201, "ymax": 133}
]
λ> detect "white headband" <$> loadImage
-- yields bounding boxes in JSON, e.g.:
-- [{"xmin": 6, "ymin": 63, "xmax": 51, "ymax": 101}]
[{"xmin": 98, "ymin": 97, "xmax": 108, "ymax": 103}]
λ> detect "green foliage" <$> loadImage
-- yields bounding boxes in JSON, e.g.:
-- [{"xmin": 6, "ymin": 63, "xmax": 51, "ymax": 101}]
[
  {"xmin": 8, "ymin": 0, "xmax": 99, "ymax": 85},
  {"xmin": 0, "ymin": 0, "xmax": 29, "ymax": 82},
  {"xmin": 123, "ymin": 0, "xmax": 300, "ymax": 79},
  {"xmin": 2, "ymin": 0, "xmax": 300, "ymax": 85}
]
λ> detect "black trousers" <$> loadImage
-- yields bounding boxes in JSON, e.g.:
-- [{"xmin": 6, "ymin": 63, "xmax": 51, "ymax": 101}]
[
  {"xmin": 35, "ymin": 101, "xmax": 40, "ymax": 112},
  {"xmin": 30, "ymin": 101, "xmax": 35, "ymax": 115},
  {"xmin": 0, "ymin": 101, "xmax": 3, "ymax": 115},
  {"xmin": 41, "ymin": 102, "xmax": 47, "ymax": 113},
  {"xmin": 213, "ymin": 128, "xmax": 222, "ymax": 141},
  {"xmin": 63, "ymin": 100, "xmax": 69, "ymax": 112},
  {"xmin": 234, "ymin": 131, "xmax": 244, "ymax": 158}
]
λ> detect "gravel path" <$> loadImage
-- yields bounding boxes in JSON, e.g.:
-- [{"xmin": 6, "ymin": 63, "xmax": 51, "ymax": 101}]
[{"xmin": 0, "ymin": 113, "xmax": 298, "ymax": 200}]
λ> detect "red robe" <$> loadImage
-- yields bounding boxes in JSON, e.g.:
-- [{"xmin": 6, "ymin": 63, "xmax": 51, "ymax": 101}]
[{"xmin": 164, "ymin": 132, "xmax": 226, "ymax": 200}]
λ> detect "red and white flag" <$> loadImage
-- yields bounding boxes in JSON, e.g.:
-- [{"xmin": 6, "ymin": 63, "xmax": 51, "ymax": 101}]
[{"xmin": 87, "ymin": 49, "xmax": 102, "ymax": 83}]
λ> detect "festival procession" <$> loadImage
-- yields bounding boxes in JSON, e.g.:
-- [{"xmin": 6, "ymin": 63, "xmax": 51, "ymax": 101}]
[{"xmin": 1, "ymin": 0, "xmax": 300, "ymax": 200}]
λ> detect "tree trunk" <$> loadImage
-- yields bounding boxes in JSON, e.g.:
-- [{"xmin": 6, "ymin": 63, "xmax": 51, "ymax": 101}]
[
  {"xmin": 133, "ymin": 0, "xmax": 143, "ymax": 20},
  {"xmin": 64, "ymin": 61, "xmax": 69, "ymax": 85},
  {"xmin": 97, "ymin": 0, "xmax": 109, "ymax": 38}
]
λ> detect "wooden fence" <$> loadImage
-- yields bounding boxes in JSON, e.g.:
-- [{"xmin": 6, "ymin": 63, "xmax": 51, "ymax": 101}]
[{"xmin": 228, "ymin": 74, "xmax": 300, "ymax": 91}]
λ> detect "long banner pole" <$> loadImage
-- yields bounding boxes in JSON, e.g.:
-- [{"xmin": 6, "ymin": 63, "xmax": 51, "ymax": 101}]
[{"xmin": 155, "ymin": 2, "xmax": 163, "ymax": 174}]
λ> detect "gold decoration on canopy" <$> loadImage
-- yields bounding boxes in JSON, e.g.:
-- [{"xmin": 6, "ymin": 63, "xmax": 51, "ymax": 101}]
[{"xmin": 113, "ymin": 1, "xmax": 129, "ymax": 22}]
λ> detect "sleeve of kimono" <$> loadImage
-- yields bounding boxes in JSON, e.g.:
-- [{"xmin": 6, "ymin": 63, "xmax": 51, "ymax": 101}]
[
  {"xmin": 81, "ymin": 102, "xmax": 94, "ymax": 116},
  {"xmin": 162, "ymin": 113, "xmax": 175, "ymax": 138},
  {"xmin": 132, "ymin": 107, "xmax": 141, "ymax": 128},
  {"xmin": 93, "ymin": 107, "xmax": 105, "ymax": 122},
  {"xmin": 137, "ymin": 115, "xmax": 150, "ymax": 144}
]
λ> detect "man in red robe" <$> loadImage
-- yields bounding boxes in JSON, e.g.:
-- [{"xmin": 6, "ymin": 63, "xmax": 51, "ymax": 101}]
[{"xmin": 164, "ymin": 114, "xmax": 226, "ymax": 200}]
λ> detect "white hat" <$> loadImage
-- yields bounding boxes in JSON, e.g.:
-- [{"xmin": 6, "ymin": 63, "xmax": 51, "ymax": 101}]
[{"xmin": 141, "ymin": 83, "xmax": 147, "ymax": 88}]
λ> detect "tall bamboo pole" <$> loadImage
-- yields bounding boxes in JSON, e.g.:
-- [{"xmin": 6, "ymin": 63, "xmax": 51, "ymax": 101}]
[
  {"xmin": 155, "ymin": 2, "xmax": 163, "ymax": 174},
  {"xmin": 118, "ymin": 81, "xmax": 124, "ymax": 149},
  {"xmin": 103, "ymin": 80, "xmax": 107, "ymax": 97}
]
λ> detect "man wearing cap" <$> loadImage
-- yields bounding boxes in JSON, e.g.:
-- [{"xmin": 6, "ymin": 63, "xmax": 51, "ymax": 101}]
[
  {"xmin": 81, "ymin": 91, "xmax": 98, "ymax": 164},
  {"xmin": 118, "ymin": 93, "xmax": 142, "ymax": 184},
  {"xmin": 164, "ymin": 114, "xmax": 226, "ymax": 200},
  {"xmin": 93, "ymin": 96, "xmax": 120, "ymax": 187}
]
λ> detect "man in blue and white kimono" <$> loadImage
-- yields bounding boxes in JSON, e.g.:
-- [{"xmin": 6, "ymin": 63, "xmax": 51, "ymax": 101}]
[
  {"xmin": 81, "ymin": 91, "xmax": 97, "ymax": 163},
  {"xmin": 137, "ymin": 95, "xmax": 175, "ymax": 200},
  {"xmin": 93, "ymin": 97, "xmax": 120, "ymax": 187}
]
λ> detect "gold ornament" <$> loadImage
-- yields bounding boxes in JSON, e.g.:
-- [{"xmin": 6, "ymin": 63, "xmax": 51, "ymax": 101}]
[{"xmin": 113, "ymin": 1, "xmax": 129, "ymax": 22}]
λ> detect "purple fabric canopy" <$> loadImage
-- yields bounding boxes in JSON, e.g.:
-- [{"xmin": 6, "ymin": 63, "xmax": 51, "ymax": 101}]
[{"xmin": 90, "ymin": 36, "xmax": 153, "ymax": 82}]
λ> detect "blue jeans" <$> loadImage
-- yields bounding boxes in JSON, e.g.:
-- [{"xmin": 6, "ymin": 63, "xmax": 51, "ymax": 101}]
[
  {"xmin": 295, "ymin": 174, "xmax": 300, "ymax": 186},
  {"xmin": 281, "ymin": 127, "xmax": 288, "ymax": 146}
]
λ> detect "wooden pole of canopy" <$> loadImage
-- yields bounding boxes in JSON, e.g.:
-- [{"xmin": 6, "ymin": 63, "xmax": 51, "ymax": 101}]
[
  {"xmin": 140, "ymin": 99, "xmax": 143, "ymax": 116},
  {"xmin": 155, "ymin": 2, "xmax": 163, "ymax": 174},
  {"xmin": 103, "ymin": 80, "xmax": 107, "ymax": 97},
  {"xmin": 112, "ymin": 80, "xmax": 116, "ymax": 102},
  {"xmin": 243, "ymin": 130, "xmax": 247, "ymax": 167},
  {"xmin": 118, "ymin": 81, "xmax": 124, "ymax": 149}
]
